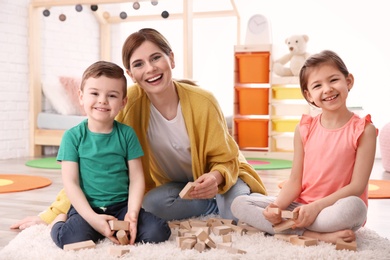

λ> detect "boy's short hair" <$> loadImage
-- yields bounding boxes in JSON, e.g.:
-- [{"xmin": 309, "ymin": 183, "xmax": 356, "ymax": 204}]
[{"xmin": 80, "ymin": 61, "xmax": 127, "ymax": 98}]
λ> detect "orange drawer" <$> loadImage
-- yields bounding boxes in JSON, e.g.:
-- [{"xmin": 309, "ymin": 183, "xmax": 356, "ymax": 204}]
[
  {"xmin": 236, "ymin": 87, "xmax": 269, "ymax": 115},
  {"xmin": 236, "ymin": 52, "xmax": 270, "ymax": 83},
  {"xmin": 234, "ymin": 118, "xmax": 268, "ymax": 148}
]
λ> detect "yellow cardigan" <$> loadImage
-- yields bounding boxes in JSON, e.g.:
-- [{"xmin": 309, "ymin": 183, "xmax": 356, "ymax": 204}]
[{"xmin": 40, "ymin": 81, "xmax": 267, "ymax": 223}]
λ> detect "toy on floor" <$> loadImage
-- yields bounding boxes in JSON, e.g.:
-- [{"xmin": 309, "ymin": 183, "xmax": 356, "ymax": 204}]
[{"xmin": 273, "ymin": 34, "xmax": 310, "ymax": 77}]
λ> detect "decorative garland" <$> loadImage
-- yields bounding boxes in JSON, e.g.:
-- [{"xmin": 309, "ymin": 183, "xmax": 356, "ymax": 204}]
[{"xmin": 42, "ymin": 1, "xmax": 169, "ymax": 22}]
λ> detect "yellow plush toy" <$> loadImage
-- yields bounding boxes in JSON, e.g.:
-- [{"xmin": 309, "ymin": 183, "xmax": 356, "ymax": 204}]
[{"xmin": 273, "ymin": 34, "xmax": 310, "ymax": 77}]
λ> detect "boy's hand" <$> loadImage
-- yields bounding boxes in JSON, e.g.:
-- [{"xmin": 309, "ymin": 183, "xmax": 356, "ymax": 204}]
[
  {"xmin": 125, "ymin": 212, "xmax": 138, "ymax": 245},
  {"xmin": 89, "ymin": 214, "xmax": 119, "ymax": 244}
]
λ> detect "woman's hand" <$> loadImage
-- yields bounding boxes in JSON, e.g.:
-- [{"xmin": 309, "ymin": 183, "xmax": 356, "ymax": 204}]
[
  {"xmin": 10, "ymin": 216, "xmax": 46, "ymax": 230},
  {"xmin": 263, "ymin": 204, "xmax": 283, "ymax": 225},
  {"xmin": 191, "ymin": 172, "xmax": 220, "ymax": 199}
]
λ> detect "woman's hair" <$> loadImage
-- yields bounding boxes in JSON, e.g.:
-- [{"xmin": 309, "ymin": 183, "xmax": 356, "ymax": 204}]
[
  {"xmin": 122, "ymin": 28, "xmax": 197, "ymax": 86},
  {"xmin": 80, "ymin": 61, "xmax": 127, "ymax": 97},
  {"xmin": 122, "ymin": 28, "xmax": 172, "ymax": 71},
  {"xmin": 299, "ymin": 50, "xmax": 349, "ymax": 107}
]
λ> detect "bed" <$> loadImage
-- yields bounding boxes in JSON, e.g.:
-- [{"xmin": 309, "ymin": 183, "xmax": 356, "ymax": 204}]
[{"xmin": 29, "ymin": 0, "xmax": 241, "ymax": 156}]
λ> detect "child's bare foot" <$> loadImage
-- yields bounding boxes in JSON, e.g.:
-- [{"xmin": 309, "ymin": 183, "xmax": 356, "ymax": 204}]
[
  {"xmin": 48, "ymin": 214, "xmax": 67, "ymax": 230},
  {"xmin": 303, "ymin": 229, "xmax": 355, "ymax": 244}
]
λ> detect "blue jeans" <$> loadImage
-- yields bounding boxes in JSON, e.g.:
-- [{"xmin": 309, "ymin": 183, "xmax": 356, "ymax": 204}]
[
  {"xmin": 142, "ymin": 178, "xmax": 250, "ymax": 222},
  {"xmin": 51, "ymin": 201, "xmax": 171, "ymax": 249}
]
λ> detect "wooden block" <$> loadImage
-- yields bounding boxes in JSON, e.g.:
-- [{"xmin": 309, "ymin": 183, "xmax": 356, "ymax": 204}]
[
  {"xmin": 273, "ymin": 219, "xmax": 295, "ymax": 233},
  {"xmin": 335, "ymin": 239, "xmax": 357, "ymax": 251},
  {"xmin": 268, "ymin": 207, "xmax": 281, "ymax": 215},
  {"xmin": 180, "ymin": 220, "xmax": 191, "ymax": 230},
  {"xmin": 168, "ymin": 220, "xmax": 181, "ymax": 229},
  {"xmin": 194, "ymin": 229, "xmax": 210, "ymax": 241},
  {"xmin": 189, "ymin": 220, "xmax": 208, "ymax": 227},
  {"xmin": 176, "ymin": 235, "xmax": 196, "ymax": 247},
  {"xmin": 219, "ymin": 219, "xmax": 235, "ymax": 225},
  {"xmin": 222, "ymin": 234, "xmax": 232, "ymax": 243},
  {"xmin": 290, "ymin": 236, "xmax": 318, "ymax": 247},
  {"xmin": 180, "ymin": 238, "xmax": 197, "ymax": 250},
  {"xmin": 194, "ymin": 241, "xmax": 206, "ymax": 252},
  {"xmin": 108, "ymin": 246, "xmax": 130, "ymax": 257},
  {"xmin": 205, "ymin": 238, "xmax": 216, "ymax": 249},
  {"xmin": 226, "ymin": 223, "xmax": 245, "ymax": 235},
  {"xmin": 191, "ymin": 226, "xmax": 210, "ymax": 234},
  {"xmin": 109, "ymin": 220, "xmax": 129, "ymax": 231},
  {"xmin": 274, "ymin": 233, "xmax": 298, "ymax": 242},
  {"xmin": 179, "ymin": 182, "xmax": 197, "ymax": 199},
  {"xmin": 63, "ymin": 240, "xmax": 95, "ymax": 251},
  {"xmin": 217, "ymin": 243, "xmax": 246, "ymax": 254},
  {"xmin": 236, "ymin": 222, "xmax": 262, "ymax": 233},
  {"xmin": 178, "ymin": 228, "xmax": 191, "ymax": 237},
  {"xmin": 212, "ymin": 225, "xmax": 232, "ymax": 235},
  {"xmin": 116, "ymin": 230, "xmax": 129, "ymax": 245},
  {"xmin": 281, "ymin": 210, "xmax": 298, "ymax": 220}
]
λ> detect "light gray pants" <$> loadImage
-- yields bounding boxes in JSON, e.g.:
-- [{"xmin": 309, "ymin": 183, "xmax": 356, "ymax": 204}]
[{"xmin": 231, "ymin": 194, "xmax": 367, "ymax": 236}]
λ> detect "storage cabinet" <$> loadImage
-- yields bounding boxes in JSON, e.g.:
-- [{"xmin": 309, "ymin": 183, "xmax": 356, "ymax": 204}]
[{"xmin": 233, "ymin": 45, "xmax": 309, "ymax": 152}]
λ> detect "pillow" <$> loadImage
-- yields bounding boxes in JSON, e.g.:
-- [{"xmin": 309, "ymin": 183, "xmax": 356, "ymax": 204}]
[
  {"xmin": 42, "ymin": 75, "xmax": 80, "ymax": 115},
  {"xmin": 59, "ymin": 76, "xmax": 86, "ymax": 115}
]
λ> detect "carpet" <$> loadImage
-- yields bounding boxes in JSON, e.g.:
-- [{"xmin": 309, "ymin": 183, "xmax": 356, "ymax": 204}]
[
  {"xmin": 25, "ymin": 157, "xmax": 61, "ymax": 169},
  {"xmin": 0, "ymin": 174, "xmax": 52, "ymax": 193},
  {"xmin": 1, "ymin": 219, "xmax": 389, "ymax": 260},
  {"xmin": 367, "ymin": 179, "xmax": 390, "ymax": 199},
  {"xmin": 246, "ymin": 157, "xmax": 292, "ymax": 170},
  {"xmin": 278, "ymin": 179, "xmax": 390, "ymax": 199}
]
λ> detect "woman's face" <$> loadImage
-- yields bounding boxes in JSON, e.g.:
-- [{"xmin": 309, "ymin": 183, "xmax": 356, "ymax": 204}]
[{"xmin": 126, "ymin": 40, "xmax": 175, "ymax": 95}]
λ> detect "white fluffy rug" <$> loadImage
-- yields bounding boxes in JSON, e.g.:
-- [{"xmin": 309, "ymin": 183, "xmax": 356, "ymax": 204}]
[{"xmin": 1, "ymin": 223, "xmax": 390, "ymax": 260}]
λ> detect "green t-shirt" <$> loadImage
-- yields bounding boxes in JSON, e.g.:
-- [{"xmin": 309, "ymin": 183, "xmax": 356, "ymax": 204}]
[{"xmin": 57, "ymin": 120, "xmax": 143, "ymax": 208}]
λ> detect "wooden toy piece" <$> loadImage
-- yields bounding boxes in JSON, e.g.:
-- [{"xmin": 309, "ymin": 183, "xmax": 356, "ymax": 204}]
[
  {"xmin": 180, "ymin": 220, "xmax": 191, "ymax": 231},
  {"xmin": 268, "ymin": 207, "xmax": 281, "ymax": 215},
  {"xmin": 109, "ymin": 220, "xmax": 129, "ymax": 231},
  {"xmin": 168, "ymin": 220, "xmax": 181, "ymax": 229},
  {"xmin": 204, "ymin": 238, "xmax": 216, "ymax": 249},
  {"xmin": 179, "ymin": 182, "xmax": 197, "ymax": 199},
  {"xmin": 219, "ymin": 218, "xmax": 235, "ymax": 225},
  {"xmin": 189, "ymin": 220, "xmax": 208, "ymax": 227},
  {"xmin": 274, "ymin": 233, "xmax": 298, "ymax": 242},
  {"xmin": 108, "ymin": 246, "xmax": 130, "ymax": 257},
  {"xmin": 191, "ymin": 226, "xmax": 210, "ymax": 234},
  {"xmin": 236, "ymin": 221, "xmax": 262, "ymax": 234},
  {"xmin": 222, "ymin": 234, "xmax": 232, "ymax": 243},
  {"xmin": 273, "ymin": 219, "xmax": 296, "ymax": 233},
  {"xmin": 63, "ymin": 240, "xmax": 96, "ymax": 251},
  {"xmin": 176, "ymin": 235, "xmax": 196, "ymax": 247},
  {"xmin": 335, "ymin": 239, "xmax": 357, "ymax": 251},
  {"xmin": 225, "ymin": 223, "xmax": 245, "ymax": 235},
  {"xmin": 194, "ymin": 241, "xmax": 206, "ymax": 253},
  {"xmin": 290, "ymin": 236, "xmax": 318, "ymax": 247},
  {"xmin": 178, "ymin": 229, "xmax": 191, "ymax": 237},
  {"xmin": 180, "ymin": 238, "xmax": 197, "ymax": 250},
  {"xmin": 217, "ymin": 243, "xmax": 246, "ymax": 254},
  {"xmin": 212, "ymin": 225, "xmax": 232, "ymax": 235},
  {"xmin": 281, "ymin": 210, "xmax": 298, "ymax": 220},
  {"xmin": 116, "ymin": 230, "xmax": 129, "ymax": 245}
]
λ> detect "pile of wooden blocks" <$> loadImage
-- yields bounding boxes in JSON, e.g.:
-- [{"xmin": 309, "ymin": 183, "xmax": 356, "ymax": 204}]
[{"xmin": 169, "ymin": 217, "xmax": 263, "ymax": 254}]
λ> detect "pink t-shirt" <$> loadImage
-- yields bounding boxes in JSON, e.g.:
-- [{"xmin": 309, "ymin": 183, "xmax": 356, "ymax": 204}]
[{"xmin": 296, "ymin": 113, "xmax": 372, "ymax": 206}]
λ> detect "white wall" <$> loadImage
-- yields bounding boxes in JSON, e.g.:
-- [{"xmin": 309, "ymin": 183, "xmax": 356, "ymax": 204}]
[{"xmin": 0, "ymin": 0, "xmax": 388, "ymax": 159}]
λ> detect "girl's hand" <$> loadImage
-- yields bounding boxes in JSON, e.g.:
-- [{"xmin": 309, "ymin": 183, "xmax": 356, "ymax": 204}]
[
  {"xmin": 125, "ymin": 212, "xmax": 138, "ymax": 245},
  {"xmin": 191, "ymin": 174, "xmax": 219, "ymax": 199},
  {"xmin": 294, "ymin": 204, "xmax": 320, "ymax": 228},
  {"xmin": 263, "ymin": 204, "xmax": 282, "ymax": 225},
  {"xmin": 10, "ymin": 216, "xmax": 46, "ymax": 230},
  {"xmin": 89, "ymin": 214, "xmax": 119, "ymax": 244}
]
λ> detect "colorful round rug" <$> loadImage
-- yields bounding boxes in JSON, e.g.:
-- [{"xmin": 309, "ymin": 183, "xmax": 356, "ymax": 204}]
[
  {"xmin": 25, "ymin": 157, "xmax": 61, "ymax": 169},
  {"xmin": 246, "ymin": 158, "xmax": 293, "ymax": 170},
  {"xmin": 0, "ymin": 174, "xmax": 52, "ymax": 193}
]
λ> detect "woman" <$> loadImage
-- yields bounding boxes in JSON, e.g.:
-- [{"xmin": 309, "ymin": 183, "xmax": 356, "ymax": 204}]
[{"xmin": 11, "ymin": 28, "xmax": 267, "ymax": 230}]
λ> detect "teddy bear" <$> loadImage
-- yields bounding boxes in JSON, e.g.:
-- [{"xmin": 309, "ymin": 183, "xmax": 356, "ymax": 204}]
[{"xmin": 273, "ymin": 34, "xmax": 310, "ymax": 77}]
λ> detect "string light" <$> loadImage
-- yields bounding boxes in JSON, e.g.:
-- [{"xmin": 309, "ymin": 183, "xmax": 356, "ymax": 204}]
[
  {"xmin": 133, "ymin": 2, "xmax": 140, "ymax": 10},
  {"xmin": 75, "ymin": 4, "xmax": 83, "ymax": 12}
]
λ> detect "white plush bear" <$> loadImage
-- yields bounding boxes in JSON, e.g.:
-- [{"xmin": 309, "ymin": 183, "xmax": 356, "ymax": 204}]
[{"xmin": 273, "ymin": 34, "xmax": 310, "ymax": 77}]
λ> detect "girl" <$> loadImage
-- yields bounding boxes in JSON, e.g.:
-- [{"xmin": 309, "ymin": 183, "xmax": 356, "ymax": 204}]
[{"xmin": 231, "ymin": 50, "xmax": 377, "ymax": 244}]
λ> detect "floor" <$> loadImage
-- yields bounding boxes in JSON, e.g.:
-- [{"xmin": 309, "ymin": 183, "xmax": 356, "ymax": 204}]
[{"xmin": 0, "ymin": 155, "xmax": 389, "ymax": 250}]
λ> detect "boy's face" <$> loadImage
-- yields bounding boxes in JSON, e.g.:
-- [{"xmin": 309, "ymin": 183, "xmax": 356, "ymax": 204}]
[{"xmin": 79, "ymin": 76, "xmax": 127, "ymax": 124}]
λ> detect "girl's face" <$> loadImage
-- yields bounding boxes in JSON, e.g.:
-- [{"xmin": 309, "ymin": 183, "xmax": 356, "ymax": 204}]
[
  {"xmin": 304, "ymin": 64, "xmax": 353, "ymax": 111},
  {"xmin": 79, "ymin": 76, "xmax": 127, "ymax": 124},
  {"xmin": 126, "ymin": 41, "xmax": 175, "ymax": 95}
]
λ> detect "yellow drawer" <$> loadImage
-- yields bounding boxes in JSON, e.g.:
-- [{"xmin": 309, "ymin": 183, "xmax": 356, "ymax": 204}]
[
  {"xmin": 272, "ymin": 86, "xmax": 303, "ymax": 100},
  {"xmin": 272, "ymin": 103, "xmax": 309, "ymax": 116},
  {"xmin": 272, "ymin": 119, "xmax": 299, "ymax": 132}
]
